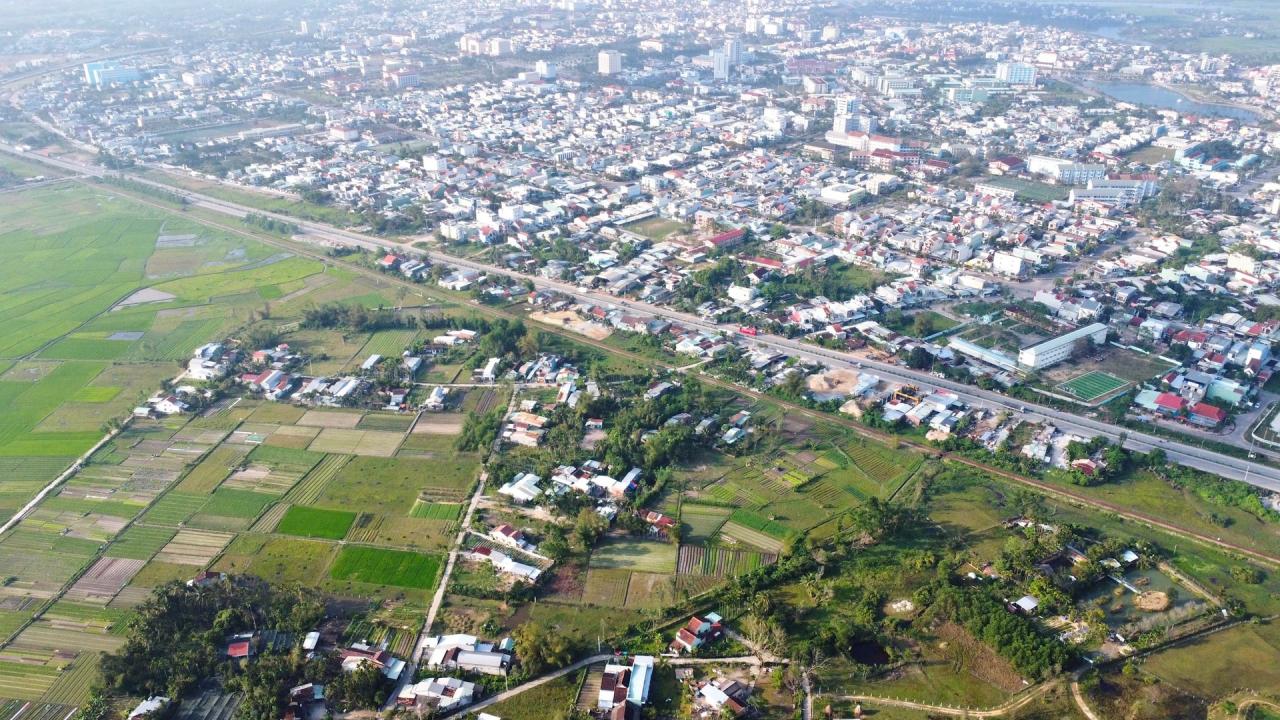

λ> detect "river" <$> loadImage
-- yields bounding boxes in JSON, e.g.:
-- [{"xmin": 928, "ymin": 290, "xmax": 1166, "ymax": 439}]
[{"xmin": 1084, "ymin": 80, "xmax": 1261, "ymax": 123}]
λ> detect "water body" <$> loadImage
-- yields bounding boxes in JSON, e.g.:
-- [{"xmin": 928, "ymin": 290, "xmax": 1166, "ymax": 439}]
[{"xmin": 1086, "ymin": 80, "xmax": 1261, "ymax": 123}]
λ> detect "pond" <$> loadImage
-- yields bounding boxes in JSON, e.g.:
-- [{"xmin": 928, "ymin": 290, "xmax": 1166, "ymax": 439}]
[
  {"xmin": 1085, "ymin": 80, "xmax": 1261, "ymax": 123},
  {"xmin": 849, "ymin": 639, "xmax": 890, "ymax": 665},
  {"xmin": 1077, "ymin": 566, "xmax": 1201, "ymax": 630}
]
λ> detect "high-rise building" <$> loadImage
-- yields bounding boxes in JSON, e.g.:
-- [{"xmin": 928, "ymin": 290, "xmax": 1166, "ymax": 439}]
[
  {"xmin": 723, "ymin": 37, "xmax": 742, "ymax": 67},
  {"xmin": 598, "ymin": 50, "xmax": 622, "ymax": 75},
  {"xmin": 832, "ymin": 94, "xmax": 872, "ymax": 133},
  {"xmin": 82, "ymin": 61, "xmax": 140, "ymax": 87},
  {"xmin": 821, "ymin": 25, "xmax": 840, "ymax": 41},
  {"xmin": 298, "ymin": 20, "xmax": 309, "ymax": 35},
  {"xmin": 711, "ymin": 50, "xmax": 729, "ymax": 81},
  {"xmin": 535, "ymin": 60, "xmax": 557, "ymax": 80},
  {"xmin": 486, "ymin": 38, "xmax": 513, "ymax": 56},
  {"xmin": 995, "ymin": 62, "xmax": 1038, "ymax": 86}
]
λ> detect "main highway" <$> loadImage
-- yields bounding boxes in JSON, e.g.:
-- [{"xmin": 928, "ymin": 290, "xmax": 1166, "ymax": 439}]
[{"xmin": 8, "ymin": 144, "xmax": 1278, "ymax": 491}]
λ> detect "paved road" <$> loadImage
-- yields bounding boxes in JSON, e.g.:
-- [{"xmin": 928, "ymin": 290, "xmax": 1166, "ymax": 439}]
[
  {"xmin": 383, "ymin": 387, "xmax": 516, "ymax": 710},
  {"xmin": 6, "ymin": 146, "xmax": 1276, "ymax": 492},
  {"xmin": 831, "ymin": 681, "xmax": 1058, "ymax": 718},
  {"xmin": 448, "ymin": 653, "xmax": 777, "ymax": 718}
]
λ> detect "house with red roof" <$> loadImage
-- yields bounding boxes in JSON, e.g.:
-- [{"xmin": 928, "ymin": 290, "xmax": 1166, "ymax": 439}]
[
  {"xmin": 1188, "ymin": 402, "xmax": 1227, "ymax": 428},
  {"xmin": 669, "ymin": 612, "xmax": 724, "ymax": 654},
  {"xmin": 702, "ymin": 228, "xmax": 745, "ymax": 250},
  {"xmin": 1154, "ymin": 392, "xmax": 1184, "ymax": 416}
]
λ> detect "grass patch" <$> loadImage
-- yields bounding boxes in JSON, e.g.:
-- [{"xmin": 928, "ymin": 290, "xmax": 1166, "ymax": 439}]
[{"xmin": 589, "ymin": 538, "xmax": 677, "ymax": 573}]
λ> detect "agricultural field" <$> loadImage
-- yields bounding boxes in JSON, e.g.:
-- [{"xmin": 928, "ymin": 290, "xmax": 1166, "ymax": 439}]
[
  {"xmin": 328, "ymin": 545, "xmax": 441, "ymax": 590},
  {"xmin": 212, "ymin": 534, "xmax": 338, "ymax": 586},
  {"xmin": 676, "ymin": 544, "xmax": 775, "ymax": 576},
  {"xmin": 316, "ymin": 455, "xmax": 475, "ymax": 513},
  {"xmin": 0, "ymin": 181, "xmax": 399, "ymax": 518},
  {"xmin": 274, "ymin": 505, "xmax": 356, "ymax": 540}
]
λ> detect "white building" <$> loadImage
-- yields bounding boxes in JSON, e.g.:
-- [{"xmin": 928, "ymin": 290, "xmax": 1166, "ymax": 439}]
[
  {"xmin": 992, "ymin": 250, "xmax": 1028, "ymax": 278},
  {"xmin": 1027, "ymin": 156, "xmax": 1106, "ymax": 185},
  {"xmin": 995, "ymin": 62, "xmax": 1038, "ymax": 86},
  {"xmin": 397, "ymin": 678, "xmax": 474, "ymax": 711},
  {"xmin": 535, "ymin": 60, "xmax": 557, "ymax": 80},
  {"xmin": 498, "ymin": 472, "xmax": 543, "ymax": 503},
  {"xmin": 1017, "ymin": 322, "xmax": 1109, "ymax": 370},
  {"xmin": 723, "ymin": 37, "xmax": 742, "ymax": 66},
  {"xmin": 598, "ymin": 50, "xmax": 623, "ymax": 75},
  {"xmin": 711, "ymin": 50, "xmax": 730, "ymax": 81}
]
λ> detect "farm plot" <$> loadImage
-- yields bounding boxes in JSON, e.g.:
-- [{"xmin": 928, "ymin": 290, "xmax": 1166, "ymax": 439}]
[
  {"xmin": 176, "ymin": 445, "xmax": 249, "ymax": 493},
  {"xmin": 0, "ymin": 661, "xmax": 60, "ymax": 700},
  {"xmin": 317, "ymin": 456, "xmax": 474, "ymax": 513},
  {"xmin": 126, "ymin": 561, "xmax": 195, "ymax": 588},
  {"xmin": 0, "ymin": 458, "xmax": 75, "ymax": 516},
  {"xmin": 154, "ymin": 529, "xmax": 234, "ymax": 565},
  {"xmin": 260, "ymin": 424, "xmax": 321, "ymax": 450},
  {"xmin": 589, "ymin": 538, "xmax": 677, "ymax": 573},
  {"xmin": 719, "ymin": 521, "xmax": 786, "ymax": 554},
  {"xmin": 356, "ymin": 329, "xmax": 419, "ymax": 360},
  {"xmin": 329, "ymin": 546, "xmax": 441, "ymax": 590},
  {"xmin": 352, "ymin": 516, "xmax": 456, "ymax": 551},
  {"xmin": 340, "ymin": 611, "xmax": 422, "ymax": 658},
  {"xmin": 63, "ymin": 557, "xmax": 146, "ymax": 603},
  {"xmin": 242, "ymin": 444, "xmax": 323, "ymax": 488},
  {"xmin": 186, "ymin": 489, "xmax": 274, "ymax": 530},
  {"xmin": 1058, "ymin": 371, "xmax": 1129, "ymax": 403},
  {"xmin": 306, "ymin": 428, "xmax": 403, "ymax": 456},
  {"xmin": 22, "ymin": 508, "xmax": 128, "ymax": 543},
  {"xmin": 0, "ymin": 531, "xmax": 98, "ymax": 596},
  {"xmin": 581, "ymin": 568, "xmax": 630, "ymax": 606},
  {"xmin": 250, "ymin": 503, "xmax": 289, "ymax": 533},
  {"xmin": 624, "ymin": 572, "xmax": 719, "ymax": 609},
  {"xmin": 677, "ymin": 545, "xmax": 776, "ymax": 577},
  {"xmin": 283, "ymin": 454, "xmax": 349, "ymax": 505},
  {"xmin": 409, "ymin": 501, "xmax": 464, "ymax": 520},
  {"xmin": 275, "ymin": 506, "xmax": 356, "ymax": 540},
  {"xmin": 357, "ymin": 413, "xmax": 414, "ymax": 432},
  {"xmin": 137, "ymin": 491, "xmax": 207, "ymax": 526},
  {"xmin": 297, "ymin": 410, "xmax": 363, "ymax": 428},
  {"xmin": 398, "ymin": 432, "xmax": 459, "ymax": 456},
  {"xmin": 212, "ymin": 535, "xmax": 337, "ymax": 586},
  {"xmin": 10, "ymin": 622, "xmax": 125, "ymax": 654},
  {"xmin": 1, "ymin": 703, "xmax": 77, "ymax": 720},
  {"xmin": 680, "ymin": 504, "xmax": 730, "ymax": 540},
  {"xmin": 727, "ymin": 507, "xmax": 794, "ymax": 541},
  {"xmin": 245, "ymin": 403, "xmax": 306, "ymax": 425},
  {"xmin": 39, "ymin": 652, "xmax": 100, "ymax": 705},
  {"xmin": 845, "ymin": 442, "xmax": 916, "ymax": 484}
]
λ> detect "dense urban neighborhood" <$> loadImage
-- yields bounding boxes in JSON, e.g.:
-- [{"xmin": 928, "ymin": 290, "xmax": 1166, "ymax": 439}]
[{"xmin": 5, "ymin": 0, "xmax": 1280, "ymax": 719}]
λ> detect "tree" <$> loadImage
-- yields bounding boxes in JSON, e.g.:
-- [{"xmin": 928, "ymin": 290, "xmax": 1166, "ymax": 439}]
[
  {"xmin": 906, "ymin": 346, "xmax": 933, "ymax": 370},
  {"xmin": 573, "ymin": 507, "xmax": 608, "ymax": 549},
  {"xmin": 912, "ymin": 313, "xmax": 937, "ymax": 337},
  {"xmin": 518, "ymin": 329, "xmax": 542, "ymax": 359},
  {"xmin": 512, "ymin": 621, "xmax": 574, "ymax": 674},
  {"xmin": 328, "ymin": 662, "xmax": 386, "ymax": 710}
]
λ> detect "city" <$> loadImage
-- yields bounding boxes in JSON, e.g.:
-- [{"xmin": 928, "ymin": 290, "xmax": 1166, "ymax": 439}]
[{"xmin": 2, "ymin": 0, "xmax": 1280, "ymax": 719}]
